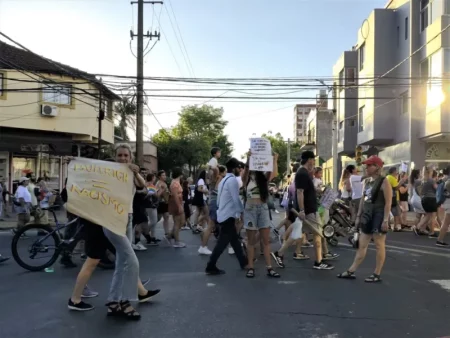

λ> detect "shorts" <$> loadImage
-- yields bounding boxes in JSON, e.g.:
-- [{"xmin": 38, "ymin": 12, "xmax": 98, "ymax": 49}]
[
  {"xmin": 157, "ymin": 202, "xmax": 168, "ymax": 215},
  {"xmin": 184, "ymin": 203, "xmax": 191, "ymax": 219},
  {"xmin": 391, "ymin": 204, "xmax": 400, "ymax": 217},
  {"xmin": 209, "ymin": 199, "xmax": 218, "ymax": 222},
  {"xmin": 244, "ymin": 203, "xmax": 271, "ymax": 230},
  {"xmin": 422, "ymin": 197, "xmax": 438, "ymax": 213},
  {"xmin": 360, "ymin": 210, "xmax": 386, "ymax": 235},
  {"xmin": 303, "ymin": 213, "xmax": 324, "ymax": 238},
  {"xmin": 399, "ymin": 201, "xmax": 409, "ymax": 213},
  {"xmin": 81, "ymin": 218, "xmax": 111, "ymax": 260},
  {"xmin": 132, "ymin": 210, "xmax": 148, "ymax": 226}
]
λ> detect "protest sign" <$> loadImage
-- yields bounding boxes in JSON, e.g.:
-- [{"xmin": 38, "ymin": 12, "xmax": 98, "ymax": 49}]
[
  {"xmin": 320, "ymin": 187, "xmax": 339, "ymax": 210},
  {"xmin": 250, "ymin": 138, "xmax": 272, "ymax": 155},
  {"xmin": 400, "ymin": 161, "xmax": 408, "ymax": 174},
  {"xmin": 249, "ymin": 138, "xmax": 273, "ymax": 171},
  {"xmin": 66, "ymin": 158, "xmax": 134, "ymax": 236},
  {"xmin": 249, "ymin": 154, "xmax": 273, "ymax": 172}
]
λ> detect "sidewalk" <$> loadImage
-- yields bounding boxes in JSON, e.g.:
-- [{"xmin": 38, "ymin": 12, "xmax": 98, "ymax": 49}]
[{"xmin": 0, "ymin": 206, "xmax": 67, "ymax": 230}]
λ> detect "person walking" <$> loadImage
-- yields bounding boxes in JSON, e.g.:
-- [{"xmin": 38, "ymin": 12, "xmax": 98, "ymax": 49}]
[{"xmin": 205, "ymin": 158, "xmax": 248, "ymax": 275}]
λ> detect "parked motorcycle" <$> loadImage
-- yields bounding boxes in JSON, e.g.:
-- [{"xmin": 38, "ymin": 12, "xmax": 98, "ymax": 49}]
[{"xmin": 323, "ymin": 199, "xmax": 354, "ymax": 246}]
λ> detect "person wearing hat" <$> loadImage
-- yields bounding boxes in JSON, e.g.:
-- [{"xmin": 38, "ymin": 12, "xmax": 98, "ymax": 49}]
[
  {"xmin": 337, "ymin": 155, "xmax": 392, "ymax": 283},
  {"xmin": 205, "ymin": 157, "xmax": 247, "ymax": 275},
  {"xmin": 14, "ymin": 177, "xmax": 32, "ymax": 231}
]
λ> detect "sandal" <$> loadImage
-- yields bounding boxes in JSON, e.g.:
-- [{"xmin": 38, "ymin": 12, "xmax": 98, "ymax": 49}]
[
  {"xmin": 246, "ymin": 268, "xmax": 255, "ymax": 278},
  {"xmin": 267, "ymin": 268, "xmax": 280, "ymax": 278},
  {"xmin": 106, "ymin": 302, "xmax": 122, "ymax": 317},
  {"xmin": 337, "ymin": 271, "xmax": 356, "ymax": 279},
  {"xmin": 119, "ymin": 301, "xmax": 141, "ymax": 320},
  {"xmin": 365, "ymin": 274, "xmax": 382, "ymax": 283}
]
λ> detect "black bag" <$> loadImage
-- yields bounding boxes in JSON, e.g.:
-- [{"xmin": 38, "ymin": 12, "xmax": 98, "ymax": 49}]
[{"xmin": 360, "ymin": 176, "xmax": 385, "ymax": 227}]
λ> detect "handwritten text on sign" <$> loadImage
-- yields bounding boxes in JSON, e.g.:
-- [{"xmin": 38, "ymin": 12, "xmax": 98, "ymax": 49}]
[
  {"xmin": 66, "ymin": 158, "xmax": 134, "ymax": 236},
  {"xmin": 250, "ymin": 138, "xmax": 272, "ymax": 155},
  {"xmin": 249, "ymin": 154, "xmax": 273, "ymax": 172}
]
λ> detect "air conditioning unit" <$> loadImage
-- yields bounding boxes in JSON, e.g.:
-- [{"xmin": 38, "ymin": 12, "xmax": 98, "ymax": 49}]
[{"xmin": 41, "ymin": 105, "xmax": 58, "ymax": 117}]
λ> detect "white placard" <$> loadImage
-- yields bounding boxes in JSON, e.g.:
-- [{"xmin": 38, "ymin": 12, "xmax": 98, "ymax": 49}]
[
  {"xmin": 250, "ymin": 138, "xmax": 272, "ymax": 155},
  {"xmin": 249, "ymin": 154, "xmax": 273, "ymax": 172},
  {"xmin": 400, "ymin": 161, "xmax": 408, "ymax": 174},
  {"xmin": 320, "ymin": 187, "xmax": 339, "ymax": 210}
]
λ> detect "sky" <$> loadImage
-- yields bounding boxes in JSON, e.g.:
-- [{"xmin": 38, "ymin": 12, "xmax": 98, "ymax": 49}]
[{"xmin": 0, "ymin": 0, "xmax": 386, "ymax": 158}]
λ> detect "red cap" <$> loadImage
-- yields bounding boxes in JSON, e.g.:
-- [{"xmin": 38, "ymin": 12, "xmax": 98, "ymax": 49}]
[{"xmin": 362, "ymin": 155, "xmax": 384, "ymax": 167}]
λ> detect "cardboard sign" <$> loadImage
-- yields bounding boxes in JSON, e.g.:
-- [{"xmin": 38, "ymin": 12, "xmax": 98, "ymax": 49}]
[
  {"xmin": 250, "ymin": 138, "xmax": 272, "ymax": 155},
  {"xmin": 249, "ymin": 138, "xmax": 273, "ymax": 171},
  {"xmin": 320, "ymin": 187, "xmax": 339, "ymax": 210},
  {"xmin": 66, "ymin": 158, "xmax": 134, "ymax": 236},
  {"xmin": 249, "ymin": 154, "xmax": 273, "ymax": 172}
]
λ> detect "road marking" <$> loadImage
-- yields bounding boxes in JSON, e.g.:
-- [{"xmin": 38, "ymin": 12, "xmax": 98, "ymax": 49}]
[
  {"xmin": 278, "ymin": 281, "xmax": 298, "ymax": 285},
  {"xmin": 340, "ymin": 243, "xmax": 450, "ymax": 258},
  {"xmin": 430, "ymin": 280, "xmax": 450, "ymax": 292},
  {"xmin": 206, "ymin": 283, "xmax": 215, "ymax": 287}
]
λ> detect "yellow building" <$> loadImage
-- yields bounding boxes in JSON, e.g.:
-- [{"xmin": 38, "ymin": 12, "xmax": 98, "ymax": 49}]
[{"xmin": 0, "ymin": 41, "xmax": 120, "ymax": 191}]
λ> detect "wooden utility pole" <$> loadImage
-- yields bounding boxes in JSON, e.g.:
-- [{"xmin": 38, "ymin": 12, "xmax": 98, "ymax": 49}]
[
  {"xmin": 98, "ymin": 89, "xmax": 104, "ymax": 159},
  {"xmin": 130, "ymin": 0, "xmax": 162, "ymax": 165}
]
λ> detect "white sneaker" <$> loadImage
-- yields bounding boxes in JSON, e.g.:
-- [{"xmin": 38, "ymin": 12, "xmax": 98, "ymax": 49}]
[
  {"xmin": 133, "ymin": 243, "xmax": 147, "ymax": 251},
  {"xmin": 198, "ymin": 246, "xmax": 212, "ymax": 255},
  {"xmin": 181, "ymin": 226, "xmax": 190, "ymax": 230},
  {"xmin": 228, "ymin": 246, "xmax": 235, "ymax": 255}
]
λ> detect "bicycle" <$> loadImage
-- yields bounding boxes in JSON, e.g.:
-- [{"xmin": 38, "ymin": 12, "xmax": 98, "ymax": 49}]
[{"xmin": 11, "ymin": 205, "xmax": 115, "ymax": 271}]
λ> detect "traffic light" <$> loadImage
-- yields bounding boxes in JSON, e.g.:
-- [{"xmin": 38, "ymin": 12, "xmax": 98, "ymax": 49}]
[{"xmin": 355, "ymin": 146, "xmax": 362, "ymax": 166}]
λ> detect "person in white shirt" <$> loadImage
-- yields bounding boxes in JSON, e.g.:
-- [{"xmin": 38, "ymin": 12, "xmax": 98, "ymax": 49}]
[
  {"xmin": 26, "ymin": 175, "xmax": 38, "ymax": 207},
  {"xmin": 208, "ymin": 147, "xmax": 221, "ymax": 170},
  {"xmin": 348, "ymin": 165, "xmax": 363, "ymax": 224},
  {"xmin": 15, "ymin": 177, "xmax": 32, "ymax": 230}
]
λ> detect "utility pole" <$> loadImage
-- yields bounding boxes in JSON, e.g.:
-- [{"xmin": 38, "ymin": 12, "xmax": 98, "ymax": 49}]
[
  {"xmin": 130, "ymin": 0, "xmax": 162, "ymax": 166},
  {"xmin": 286, "ymin": 138, "xmax": 291, "ymax": 175},
  {"xmin": 98, "ymin": 89, "xmax": 104, "ymax": 159}
]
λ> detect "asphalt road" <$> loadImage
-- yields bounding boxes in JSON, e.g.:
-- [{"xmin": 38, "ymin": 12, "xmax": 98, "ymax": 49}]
[{"xmin": 1, "ymin": 211, "xmax": 450, "ymax": 338}]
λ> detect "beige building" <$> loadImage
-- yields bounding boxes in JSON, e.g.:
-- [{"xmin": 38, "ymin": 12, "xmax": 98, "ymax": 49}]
[
  {"xmin": 293, "ymin": 103, "xmax": 316, "ymax": 144},
  {"xmin": 0, "ymin": 41, "xmax": 120, "ymax": 192}
]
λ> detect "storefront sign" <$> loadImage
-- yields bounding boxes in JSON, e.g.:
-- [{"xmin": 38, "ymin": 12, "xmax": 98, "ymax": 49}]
[{"xmin": 66, "ymin": 158, "xmax": 134, "ymax": 236}]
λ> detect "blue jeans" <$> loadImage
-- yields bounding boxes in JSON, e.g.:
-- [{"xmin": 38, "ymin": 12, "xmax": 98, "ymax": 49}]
[{"xmin": 103, "ymin": 227, "xmax": 139, "ymax": 302}]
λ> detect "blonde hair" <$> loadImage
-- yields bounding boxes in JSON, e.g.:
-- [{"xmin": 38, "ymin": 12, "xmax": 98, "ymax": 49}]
[
  {"xmin": 339, "ymin": 168, "xmax": 351, "ymax": 190},
  {"xmin": 114, "ymin": 143, "xmax": 134, "ymax": 161}
]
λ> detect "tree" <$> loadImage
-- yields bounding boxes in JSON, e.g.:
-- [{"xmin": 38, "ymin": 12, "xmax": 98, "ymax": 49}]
[
  {"xmin": 152, "ymin": 105, "xmax": 233, "ymax": 176},
  {"xmin": 261, "ymin": 132, "xmax": 301, "ymax": 182}
]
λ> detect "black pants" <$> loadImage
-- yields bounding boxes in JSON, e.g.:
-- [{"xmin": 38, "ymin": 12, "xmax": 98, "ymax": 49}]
[{"xmin": 207, "ymin": 217, "xmax": 247, "ymax": 269}]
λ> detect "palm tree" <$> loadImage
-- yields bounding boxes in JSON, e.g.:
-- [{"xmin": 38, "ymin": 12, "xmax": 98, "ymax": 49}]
[{"xmin": 115, "ymin": 97, "xmax": 136, "ymax": 141}]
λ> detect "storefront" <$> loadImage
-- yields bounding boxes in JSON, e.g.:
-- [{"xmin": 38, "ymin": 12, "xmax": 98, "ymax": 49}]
[{"xmin": 424, "ymin": 142, "xmax": 450, "ymax": 171}]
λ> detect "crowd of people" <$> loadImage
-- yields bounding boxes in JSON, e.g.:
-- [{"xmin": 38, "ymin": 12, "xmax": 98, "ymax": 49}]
[{"xmin": 3, "ymin": 141, "xmax": 450, "ymax": 318}]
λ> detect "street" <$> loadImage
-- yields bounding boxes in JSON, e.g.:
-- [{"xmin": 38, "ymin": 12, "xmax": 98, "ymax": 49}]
[{"xmin": 1, "ymin": 211, "xmax": 450, "ymax": 338}]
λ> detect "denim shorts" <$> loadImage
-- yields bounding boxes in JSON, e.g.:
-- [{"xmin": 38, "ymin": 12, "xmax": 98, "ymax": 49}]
[
  {"xmin": 244, "ymin": 203, "xmax": 271, "ymax": 230},
  {"xmin": 209, "ymin": 199, "xmax": 218, "ymax": 222},
  {"xmin": 360, "ymin": 210, "xmax": 387, "ymax": 235}
]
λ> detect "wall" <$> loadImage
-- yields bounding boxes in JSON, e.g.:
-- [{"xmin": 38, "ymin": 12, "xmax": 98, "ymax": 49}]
[
  {"xmin": 316, "ymin": 110, "xmax": 334, "ymax": 162},
  {"xmin": 0, "ymin": 70, "xmax": 114, "ymax": 144}
]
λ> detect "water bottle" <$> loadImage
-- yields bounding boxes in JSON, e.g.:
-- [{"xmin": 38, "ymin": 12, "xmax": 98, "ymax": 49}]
[{"xmin": 44, "ymin": 267, "xmax": 54, "ymax": 273}]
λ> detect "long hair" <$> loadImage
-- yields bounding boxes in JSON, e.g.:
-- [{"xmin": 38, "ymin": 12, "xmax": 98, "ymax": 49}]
[
  {"xmin": 409, "ymin": 169, "xmax": 420, "ymax": 185},
  {"xmin": 249, "ymin": 171, "xmax": 269, "ymax": 203},
  {"xmin": 339, "ymin": 168, "xmax": 350, "ymax": 190}
]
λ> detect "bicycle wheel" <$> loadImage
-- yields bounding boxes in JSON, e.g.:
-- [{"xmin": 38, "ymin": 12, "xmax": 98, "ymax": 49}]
[{"xmin": 11, "ymin": 224, "xmax": 61, "ymax": 272}]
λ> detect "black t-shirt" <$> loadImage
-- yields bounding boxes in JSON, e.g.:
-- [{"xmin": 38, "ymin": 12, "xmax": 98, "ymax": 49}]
[{"xmin": 294, "ymin": 167, "xmax": 317, "ymax": 215}]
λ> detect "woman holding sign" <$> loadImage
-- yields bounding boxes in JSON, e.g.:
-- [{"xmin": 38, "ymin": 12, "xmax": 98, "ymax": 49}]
[{"xmin": 242, "ymin": 150, "xmax": 280, "ymax": 278}]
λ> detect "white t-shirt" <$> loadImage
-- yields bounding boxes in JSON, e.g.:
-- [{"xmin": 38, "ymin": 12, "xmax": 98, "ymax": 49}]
[
  {"xmin": 16, "ymin": 185, "xmax": 32, "ymax": 203},
  {"xmin": 350, "ymin": 174, "xmax": 363, "ymax": 200},
  {"xmin": 208, "ymin": 157, "xmax": 218, "ymax": 169},
  {"xmin": 313, "ymin": 177, "xmax": 322, "ymax": 189}
]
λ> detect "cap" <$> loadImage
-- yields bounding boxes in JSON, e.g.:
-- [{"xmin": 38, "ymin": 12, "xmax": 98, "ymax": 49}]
[
  {"xmin": 301, "ymin": 150, "xmax": 316, "ymax": 160},
  {"xmin": 226, "ymin": 157, "xmax": 241, "ymax": 170},
  {"xmin": 362, "ymin": 155, "xmax": 384, "ymax": 167},
  {"xmin": 19, "ymin": 177, "xmax": 29, "ymax": 183}
]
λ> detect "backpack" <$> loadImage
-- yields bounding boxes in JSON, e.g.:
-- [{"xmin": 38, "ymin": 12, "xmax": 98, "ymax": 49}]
[{"xmin": 436, "ymin": 180, "xmax": 447, "ymax": 205}]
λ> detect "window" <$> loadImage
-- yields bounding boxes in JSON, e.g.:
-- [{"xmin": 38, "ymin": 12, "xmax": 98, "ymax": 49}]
[
  {"xmin": 347, "ymin": 119, "xmax": 356, "ymax": 127},
  {"xmin": 42, "ymin": 84, "xmax": 72, "ymax": 105},
  {"xmin": 0, "ymin": 73, "xmax": 4, "ymax": 98},
  {"xmin": 401, "ymin": 91, "xmax": 409, "ymax": 114},
  {"xmin": 405, "ymin": 17, "xmax": 409, "ymax": 40},
  {"xmin": 346, "ymin": 68, "xmax": 356, "ymax": 85},
  {"xmin": 358, "ymin": 106, "xmax": 365, "ymax": 132},
  {"xmin": 397, "ymin": 26, "xmax": 400, "ymax": 47},
  {"xmin": 102, "ymin": 99, "xmax": 113, "ymax": 120},
  {"xmin": 359, "ymin": 43, "xmax": 365, "ymax": 71},
  {"xmin": 420, "ymin": 58, "xmax": 430, "ymax": 83},
  {"xmin": 421, "ymin": 0, "xmax": 430, "ymax": 31}
]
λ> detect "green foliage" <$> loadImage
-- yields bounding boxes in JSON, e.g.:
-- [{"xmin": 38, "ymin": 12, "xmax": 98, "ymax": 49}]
[
  {"xmin": 114, "ymin": 96, "xmax": 136, "ymax": 141},
  {"xmin": 152, "ymin": 105, "xmax": 233, "ymax": 175}
]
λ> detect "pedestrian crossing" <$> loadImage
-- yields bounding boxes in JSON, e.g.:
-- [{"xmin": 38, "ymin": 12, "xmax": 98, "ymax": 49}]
[{"xmin": 430, "ymin": 280, "xmax": 450, "ymax": 293}]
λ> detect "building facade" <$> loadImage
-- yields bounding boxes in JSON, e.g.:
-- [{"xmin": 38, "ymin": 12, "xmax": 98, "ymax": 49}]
[
  {"xmin": 333, "ymin": 0, "xmax": 450, "ymax": 173},
  {"xmin": 0, "ymin": 41, "xmax": 120, "ymax": 192},
  {"xmin": 293, "ymin": 103, "xmax": 316, "ymax": 144}
]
